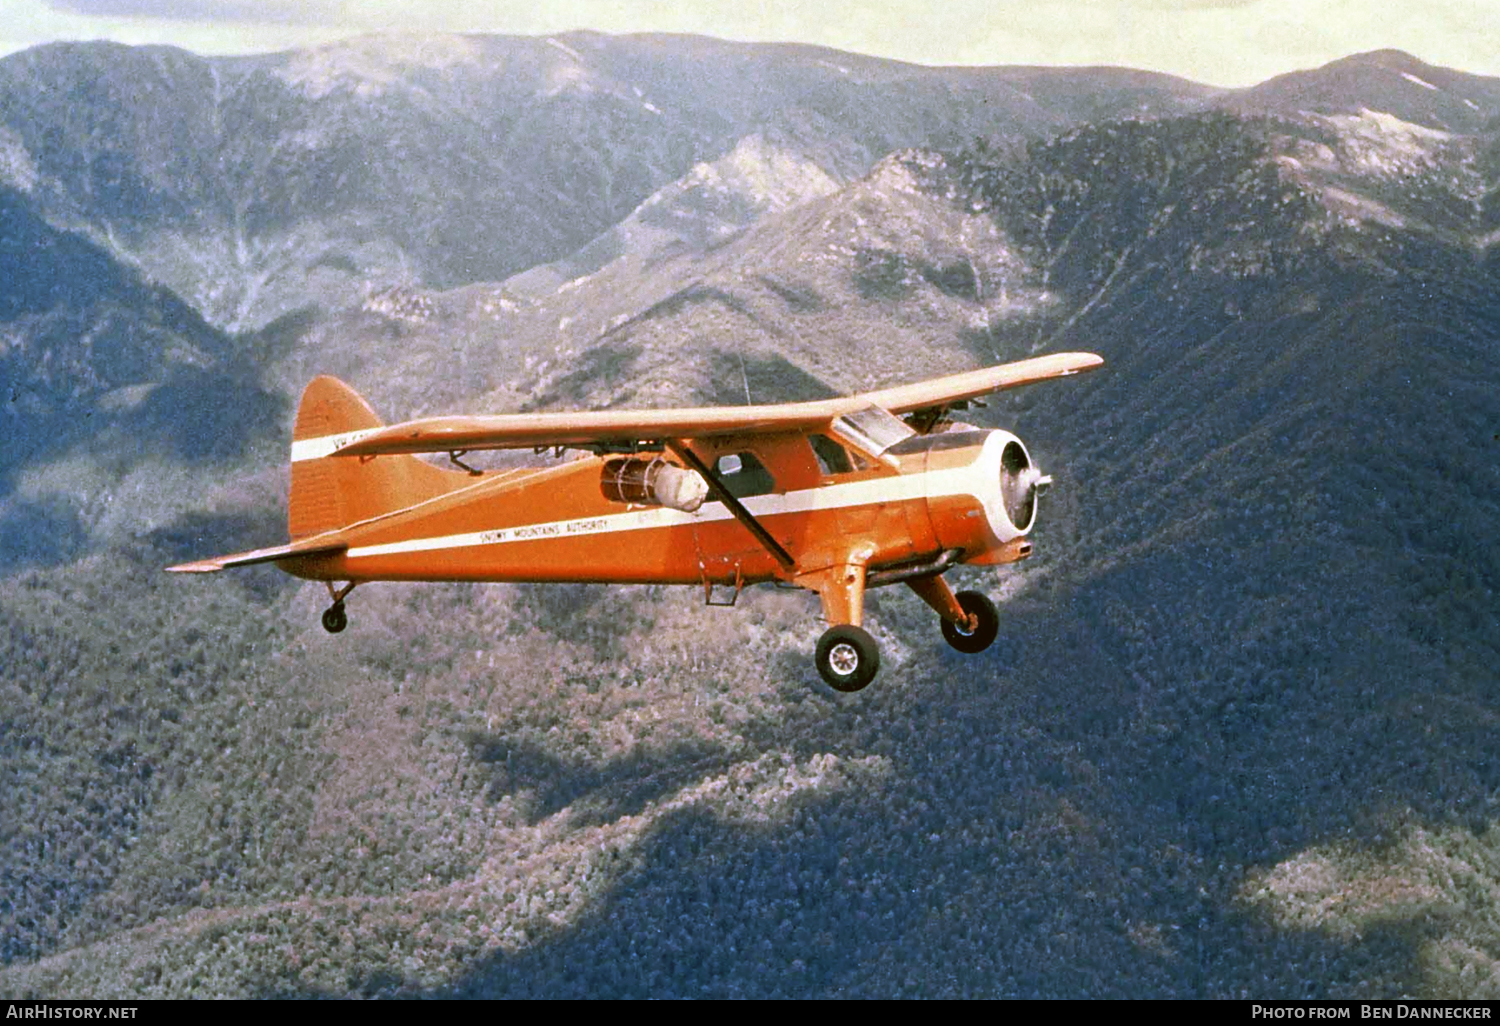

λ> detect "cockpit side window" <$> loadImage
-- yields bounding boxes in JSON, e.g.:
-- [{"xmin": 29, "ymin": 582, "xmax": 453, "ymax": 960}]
[
  {"xmin": 808, "ymin": 433, "xmax": 853, "ymax": 476},
  {"xmin": 714, "ymin": 451, "xmax": 776, "ymax": 498},
  {"xmin": 830, "ymin": 404, "xmax": 916, "ymax": 458}
]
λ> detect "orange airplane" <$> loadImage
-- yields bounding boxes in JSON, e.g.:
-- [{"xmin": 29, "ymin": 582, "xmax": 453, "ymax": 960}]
[{"xmin": 169, "ymin": 351, "xmax": 1101, "ymax": 691}]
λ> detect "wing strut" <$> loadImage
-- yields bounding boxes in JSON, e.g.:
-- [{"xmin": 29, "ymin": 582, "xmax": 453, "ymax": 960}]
[{"xmin": 666, "ymin": 441, "xmax": 796, "ymax": 571}]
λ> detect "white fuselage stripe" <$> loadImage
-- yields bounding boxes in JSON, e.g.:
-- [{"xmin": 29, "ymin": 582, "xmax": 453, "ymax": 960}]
[{"xmin": 342, "ymin": 459, "xmax": 996, "ymax": 561}]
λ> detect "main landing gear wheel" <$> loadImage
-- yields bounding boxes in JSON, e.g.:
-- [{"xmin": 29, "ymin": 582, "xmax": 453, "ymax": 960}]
[
  {"xmin": 815, "ymin": 625, "xmax": 881, "ymax": 692},
  {"xmin": 321, "ymin": 603, "xmax": 348, "ymax": 634},
  {"xmin": 941, "ymin": 590, "xmax": 999, "ymax": 654}
]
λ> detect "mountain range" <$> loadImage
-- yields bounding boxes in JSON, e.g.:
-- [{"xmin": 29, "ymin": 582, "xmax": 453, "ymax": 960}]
[
  {"xmin": 4, "ymin": 35, "xmax": 1496, "ymax": 334},
  {"xmin": 0, "ymin": 34, "xmax": 1498, "ymax": 998}
]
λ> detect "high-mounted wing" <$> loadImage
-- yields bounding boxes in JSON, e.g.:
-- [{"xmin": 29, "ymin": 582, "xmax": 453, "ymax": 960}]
[
  {"xmin": 857, "ymin": 351, "xmax": 1103, "ymax": 415},
  {"xmin": 328, "ymin": 403, "xmax": 843, "ymax": 458},
  {"xmin": 330, "ymin": 351, "xmax": 1103, "ymax": 459}
]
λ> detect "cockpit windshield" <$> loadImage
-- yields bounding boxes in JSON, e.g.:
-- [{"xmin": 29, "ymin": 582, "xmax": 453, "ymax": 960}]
[{"xmin": 830, "ymin": 404, "xmax": 916, "ymax": 457}]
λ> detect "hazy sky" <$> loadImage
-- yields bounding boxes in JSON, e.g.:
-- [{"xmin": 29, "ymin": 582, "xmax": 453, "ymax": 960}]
[{"xmin": 0, "ymin": 0, "xmax": 1492, "ymax": 88}]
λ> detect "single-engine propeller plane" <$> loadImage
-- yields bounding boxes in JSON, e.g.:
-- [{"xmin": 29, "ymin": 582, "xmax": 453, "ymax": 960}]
[{"xmin": 169, "ymin": 351, "xmax": 1101, "ymax": 691}]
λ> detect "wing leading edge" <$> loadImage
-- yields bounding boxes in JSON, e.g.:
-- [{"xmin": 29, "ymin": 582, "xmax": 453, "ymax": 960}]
[{"xmin": 329, "ymin": 351, "xmax": 1103, "ymax": 459}]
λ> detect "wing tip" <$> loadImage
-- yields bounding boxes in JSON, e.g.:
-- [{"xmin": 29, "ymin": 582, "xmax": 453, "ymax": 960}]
[{"xmin": 1055, "ymin": 350, "xmax": 1104, "ymax": 366}]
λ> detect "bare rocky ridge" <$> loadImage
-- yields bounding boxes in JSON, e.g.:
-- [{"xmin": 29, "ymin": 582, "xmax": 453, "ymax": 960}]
[{"xmin": 0, "ymin": 33, "xmax": 1213, "ymax": 332}]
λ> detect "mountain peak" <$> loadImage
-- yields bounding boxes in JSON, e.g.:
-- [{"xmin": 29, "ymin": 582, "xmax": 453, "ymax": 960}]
[
  {"xmin": 1221, "ymin": 46, "xmax": 1500, "ymax": 132},
  {"xmin": 1329, "ymin": 48, "xmax": 1429, "ymax": 71},
  {"xmin": 276, "ymin": 31, "xmax": 485, "ymax": 97}
]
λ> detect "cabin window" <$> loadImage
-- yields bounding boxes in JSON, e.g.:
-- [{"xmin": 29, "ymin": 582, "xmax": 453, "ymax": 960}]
[
  {"xmin": 714, "ymin": 451, "xmax": 776, "ymax": 498},
  {"xmin": 809, "ymin": 433, "xmax": 854, "ymax": 475},
  {"xmin": 831, "ymin": 404, "xmax": 915, "ymax": 457}
]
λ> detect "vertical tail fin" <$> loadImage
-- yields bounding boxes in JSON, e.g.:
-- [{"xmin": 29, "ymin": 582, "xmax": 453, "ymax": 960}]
[{"xmin": 289, "ymin": 376, "xmax": 467, "ymax": 539}]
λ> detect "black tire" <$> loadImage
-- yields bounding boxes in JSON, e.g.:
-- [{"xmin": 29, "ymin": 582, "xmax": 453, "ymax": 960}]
[
  {"xmin": 941, "ymin": 590, "xmax": 999, "ymax": 654},
  {"xmin": 321, "ymin": 604, "xmax": 348, "ymax": 634},
  {"xmin": 815, "ymin": 625, "xmax": 881, "ymax": 692}
]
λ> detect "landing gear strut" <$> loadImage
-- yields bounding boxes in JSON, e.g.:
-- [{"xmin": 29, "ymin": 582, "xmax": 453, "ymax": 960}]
[{"xmin": 321, "ymin": 582, "xmax": 356, "ymax": 634}]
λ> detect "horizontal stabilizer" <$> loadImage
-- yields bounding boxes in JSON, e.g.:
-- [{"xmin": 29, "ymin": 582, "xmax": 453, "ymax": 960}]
[{"xmin": 166, "ymin": 539, "xmax": 347, "ymax": 574}]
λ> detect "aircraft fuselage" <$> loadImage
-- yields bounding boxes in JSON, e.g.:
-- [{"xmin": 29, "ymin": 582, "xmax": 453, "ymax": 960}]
[{"xmin": 279, "ymin": 429, "xmax": 1036, "ymax": 588}]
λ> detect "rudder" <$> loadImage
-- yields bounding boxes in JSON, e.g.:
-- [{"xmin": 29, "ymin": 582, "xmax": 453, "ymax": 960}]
[{"xmin": 289, "ymin": 376, "xmax": 465, "ymax": 540}]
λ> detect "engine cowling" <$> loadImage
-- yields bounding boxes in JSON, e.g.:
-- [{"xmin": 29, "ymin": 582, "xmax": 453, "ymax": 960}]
[
  {"xmin": 896, "ymin": 428, "xmax": 1050, "ymax": 561},
  {"xmin": 967, "ymin": 429, "xmax": 1051, "ymax": 553}
]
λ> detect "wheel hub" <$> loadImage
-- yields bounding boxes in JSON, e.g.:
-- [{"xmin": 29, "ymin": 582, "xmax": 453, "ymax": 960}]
[{"xmin": 828, "ymin": 642, "xmax": 860, "ymax": 675}]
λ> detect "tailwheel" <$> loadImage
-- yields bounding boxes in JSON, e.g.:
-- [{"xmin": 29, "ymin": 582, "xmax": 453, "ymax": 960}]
[
  {"xmin": 321, "ymin": 603, "xmax": 348, "ymax": 634},
  {"xmin": 941, "ymin": 590, "xmax": 999, "ymax": 654},
  {"xmin": 321, "ymin": 581, "xmax": 355, "ymax": 635},
  {"xmin": 815, "ymin": 625, "xmax": 881, "ymax": 692}
]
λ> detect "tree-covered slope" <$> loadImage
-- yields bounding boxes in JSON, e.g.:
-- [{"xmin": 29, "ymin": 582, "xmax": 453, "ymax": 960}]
[{"xmin": 0, "ymin": 186, "xmax": 286, "ymax": 571}]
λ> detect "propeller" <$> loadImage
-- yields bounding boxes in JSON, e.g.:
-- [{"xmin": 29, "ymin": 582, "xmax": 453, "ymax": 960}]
[{"xmin": 999, "ymin": 440, "xmax": 1050, "ymax": 531}]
